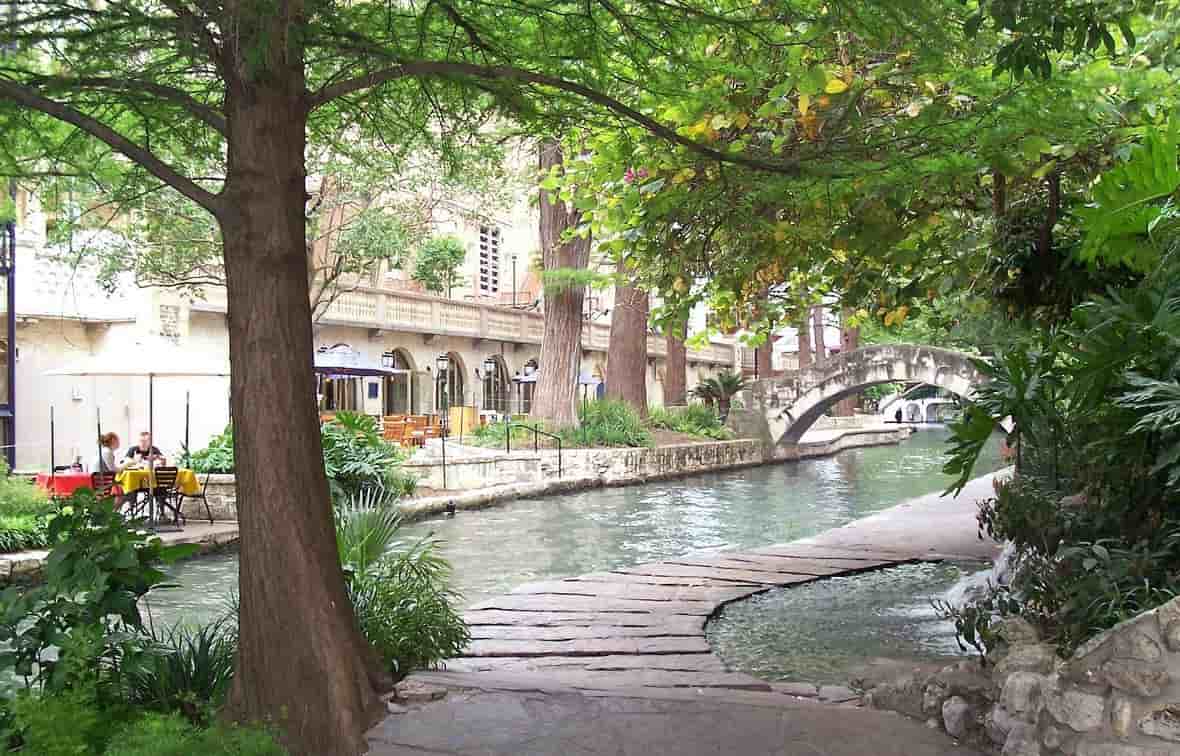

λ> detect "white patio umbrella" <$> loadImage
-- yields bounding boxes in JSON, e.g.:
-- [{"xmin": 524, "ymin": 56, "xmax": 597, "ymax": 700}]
[{"xmin": 45, "ymin": 353, "xmax": 231, "ymax": 472}]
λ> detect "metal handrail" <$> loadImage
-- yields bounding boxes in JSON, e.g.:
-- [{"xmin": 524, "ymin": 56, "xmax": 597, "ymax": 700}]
[{"xmin": 504, "ymin": 422, "xmax": 562, "ymax": 478}]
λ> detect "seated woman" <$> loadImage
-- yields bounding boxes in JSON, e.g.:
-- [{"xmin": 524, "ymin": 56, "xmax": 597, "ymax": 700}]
[{"xmin": 93, "ymin": 432, "xmax": 124, "ymax": 474}]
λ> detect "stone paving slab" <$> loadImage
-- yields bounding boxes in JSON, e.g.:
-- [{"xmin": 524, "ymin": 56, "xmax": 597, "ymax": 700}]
[
  {"xmin": 463, "ymin": 610, "xmax": 706, "ymax": 629},
  {"xmin": 468, "ymin": 594, "xmax": 719, "ymax": 615},
  {"xmin": 614, "ymin": 562, "xmax": 808, "ymax": 585},
  {"xmin": 466, "ymin": 636, "xmax": 713, "ymax": 657},
  {"xmin": 369, "ymin": 681, "xmax": 985, "ymax": 756},
  {"xmin": 445, "ymin": 653, "xmax": 727, "ymax": 673},
  {"xmin": 571, "ymin": 570, "xmax": 762, "ymax": 587},
  {"xmin": 510, "ymin": 579, "xmax": 754, "ymax": 603},
  {"xmin": 467, "ymin": 624, "xmax": 704, "ymax": 641}
]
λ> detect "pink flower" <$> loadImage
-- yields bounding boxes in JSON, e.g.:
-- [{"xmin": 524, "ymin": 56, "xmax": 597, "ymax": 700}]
[
  {"xmin": 637, "ymin": 167, "xmax": 649, "ymax": 179},
  {"xmin": 623, "ymin": 168, "xmax": 635, "ymax": 184}
]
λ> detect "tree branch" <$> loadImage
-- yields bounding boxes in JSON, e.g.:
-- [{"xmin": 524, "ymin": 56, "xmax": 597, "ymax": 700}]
[
  {"xmin": 17, "ymin": 74, "xmax": 228, "ymax": 135},
  {"xmin": 0, "ymin": 79, "xmax": 222, "ymax": 214},
  {"xmin": 308, "ymin": 61, "xmax": 803, "ymax": 176}
]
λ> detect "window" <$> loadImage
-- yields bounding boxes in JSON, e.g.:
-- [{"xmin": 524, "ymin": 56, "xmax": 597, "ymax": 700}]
[{"xmin": 478, "ymin": 225, "xmax": 501, "ymax": 296}]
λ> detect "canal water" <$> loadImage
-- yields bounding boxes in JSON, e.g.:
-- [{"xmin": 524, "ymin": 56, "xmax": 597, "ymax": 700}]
[{"xmin": 145, "ymin": 427, "xmax": 1005, "ymax": 627}]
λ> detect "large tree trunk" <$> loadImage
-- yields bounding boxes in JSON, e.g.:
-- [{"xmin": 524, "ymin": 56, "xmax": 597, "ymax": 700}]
[
  {"xmin": 797, "ymin": 313, "xmax": 812, "ymax": 369},
  {"xmin": 532, "ymin": 140, "xmax": 590, "ymax": 427},
  {"xmin": 811, "ymin": 305, "xmax": 826, "ymax": 365},
  {"xmin": 605, "ymin": 260, "xmax": 649, "ymax": 416},
  {"xmin": 221, "ymin": 80, "xmax": 386, "ymax": 755},
  {"xmin": 755, "ymin": 335, "xmax": 773, "ymax": 379},
  {"xmin": 835, "ymin": 311, "xmax": 860, "ymax": 417},
  {"xmin": 664, "ymin": 320, "xmax": 688, "ymax": 406}
]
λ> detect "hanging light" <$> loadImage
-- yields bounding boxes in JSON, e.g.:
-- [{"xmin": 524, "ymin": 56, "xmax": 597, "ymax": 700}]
[
  {"xmin": 380, "ymin": 351, "xmax": 395, "ymax": 369},
  {"xmin": 435, "ymin": 354, "xmax": 450, "ymax": 374},
  {"xmin": 482, "ymin": 357, "xmax": 496, "ymax": 377}
]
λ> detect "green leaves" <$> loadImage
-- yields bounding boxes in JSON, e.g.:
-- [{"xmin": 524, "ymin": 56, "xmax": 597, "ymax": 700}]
[
  {"xmin": 1076, "ymin": 122, "xmax": 1180, "ymax": 269},
  {"xmin": 411, "ymin": 235, "xmax": 466, "ymax": 295}
]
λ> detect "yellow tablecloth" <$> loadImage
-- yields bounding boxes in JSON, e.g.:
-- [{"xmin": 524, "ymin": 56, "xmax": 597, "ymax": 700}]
[{"xmin": 116, "ymin": 468, "xmax": 200, "ymax": 495}]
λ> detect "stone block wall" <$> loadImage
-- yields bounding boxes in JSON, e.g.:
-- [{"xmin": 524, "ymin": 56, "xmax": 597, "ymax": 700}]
[
  {"xmin": 867, "ymin": 598, "xmax": 1180, "ymax": 756},
  {"xmin": 178, "ymin": 474, "xmax": 238, "ymax": 521}
]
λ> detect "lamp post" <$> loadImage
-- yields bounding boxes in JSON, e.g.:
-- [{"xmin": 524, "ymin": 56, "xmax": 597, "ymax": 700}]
[
  {"xmin": 511, "ymin": 253, "xmax": 517, "ymax": 308},
  {"xmin": 482, "ymin": 357, "xmax": 496, "ymax": 414},
  {"xmin": 435, "ymin": 353, "xmax": 449, "ymax": 489}
]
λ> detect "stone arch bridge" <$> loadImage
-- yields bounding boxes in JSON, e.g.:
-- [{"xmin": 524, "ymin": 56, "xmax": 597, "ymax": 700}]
[{"xmin": 742, "ymin": 344, "xmax": 988, "ymax": 446}]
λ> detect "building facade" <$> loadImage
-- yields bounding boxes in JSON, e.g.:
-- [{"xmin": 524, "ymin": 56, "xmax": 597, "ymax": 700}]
[{"xmin": 8, "ymin": 190, "xmax": 737, "ymax": 471}]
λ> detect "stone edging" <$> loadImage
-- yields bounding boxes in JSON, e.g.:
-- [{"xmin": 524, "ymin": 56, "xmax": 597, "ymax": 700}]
[{"xmin": 398, "ymin": 426, "xmax": 911, "ymax": 522}]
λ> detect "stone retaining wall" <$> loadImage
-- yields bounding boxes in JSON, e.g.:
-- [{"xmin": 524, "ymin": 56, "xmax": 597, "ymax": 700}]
[{"xmin": 866, "ymin": 597, "xmax": 1180, "ymax": 756}]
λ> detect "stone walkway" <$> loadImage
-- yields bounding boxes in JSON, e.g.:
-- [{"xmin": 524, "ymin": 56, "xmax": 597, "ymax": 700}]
[{"xmin": 369, "ymin": 471, "xmax": 1007, "ymax": 754}]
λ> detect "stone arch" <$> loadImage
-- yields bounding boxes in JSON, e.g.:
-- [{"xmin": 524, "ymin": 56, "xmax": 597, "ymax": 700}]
[
  {"xmin": 435, "ymin": 351, "xmax": 466, "ymax": 410},
  {"xmin": 480, "ymin": 354, "xmax": 511, "ymax": 413},
  {"xmin": 760, "ymin": 345, "xmax": 987, "ymax": 445},
  {"xmin": 382, "ymin": 347, "xmax": 418, "ymax": 415}
]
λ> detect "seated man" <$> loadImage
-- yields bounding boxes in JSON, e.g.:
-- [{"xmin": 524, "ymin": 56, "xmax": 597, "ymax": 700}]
[{"xmin": 125, "ymin": 431, "xmax": 166, "ymax": 467}]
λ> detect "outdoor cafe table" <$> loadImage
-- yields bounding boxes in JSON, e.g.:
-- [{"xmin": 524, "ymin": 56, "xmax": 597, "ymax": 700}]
[
  {"xmin": 34, "ymin": 472, "xmax": 93, "ymax": 496},
  {"xmin": 115, "ymin": 468, "xmax": 201, "ymax": 496}
]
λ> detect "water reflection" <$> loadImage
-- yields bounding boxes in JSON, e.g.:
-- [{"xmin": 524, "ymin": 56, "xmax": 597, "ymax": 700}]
[
  {"xmin": 147, "ymin": 427, "xmax": 1005, "ymax": 627},
  {"xmin": 706, "ymin": 561, "xmax": 977, "ymax": 685}
]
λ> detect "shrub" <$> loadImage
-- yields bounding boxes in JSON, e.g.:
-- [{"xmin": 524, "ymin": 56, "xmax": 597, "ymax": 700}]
[
  {"xmin": 335, "ymin": 490, "xmax": 469, "ymax": 676},
  {"xmin": 0, "ymin": 514, "xmax": 51, "ymax": 553},
  {"xmin": 321, "ymin": 411, "xmax": 410, "ymax": 500},
  {"xmin": 648, "ymin": 404, "xmax": 733, "ymax": 440},
  {"xmin": 0, "ymin": 490, "xmax": 198, "ymax": 693},
  {"xmin": 124, "ymin": 617, "xmax": 237, "ymax": 724},
  {"xmin": 188, "ymin": 425, "xmax": 235, "ymax": 474},
  {"xmin": 104, "ymin": 713, "xmax": 287, "ymax": 755},
  {"xmin": 188, "ymin": 415, "xmax": 418, "ymax": 499},
  {"xmin": 0, "ymin": 459, "xmax": 52, "ymax": 517},
  {"xmin": 560, "ymin": 399, "xmax": 652, "ymax": 448}
]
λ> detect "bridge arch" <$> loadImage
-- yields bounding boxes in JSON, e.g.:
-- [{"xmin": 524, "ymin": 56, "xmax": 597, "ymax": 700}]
[{"xmin": 750, "ymin": 345, "xmax": 987, "ymax": 445}]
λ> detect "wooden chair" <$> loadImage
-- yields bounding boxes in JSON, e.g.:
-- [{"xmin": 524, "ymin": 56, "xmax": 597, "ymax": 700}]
[
  {"xmin": 383, "ymin": 414, "xmax": 407, "ymax": 425},
  {"xmin": 320, "ymin": 412, "xmax": 337, "ymax": 424},
  {"xmin": 151, "ymin": 466, "xmax": 184, "ymax": 526},
  {"xmin": 383, "ymin": 421, "xmax": 407, "ymax": 444},
  {"xmin": 176, "ymin": 471, "xmax": 215, "ymax": 525},
  {"xmin": 90, "ymin": 471, "xmax": 117, "ymax": 498}
]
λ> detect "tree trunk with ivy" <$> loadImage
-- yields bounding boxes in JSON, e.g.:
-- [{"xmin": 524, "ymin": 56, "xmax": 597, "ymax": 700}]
[
  {"xmin": 532, "ymin": 141, "xmax": 591, "ymax": 428},
  {"xmin": 605, "ymin": 261, "xmax": 649, "ymax": 416}
]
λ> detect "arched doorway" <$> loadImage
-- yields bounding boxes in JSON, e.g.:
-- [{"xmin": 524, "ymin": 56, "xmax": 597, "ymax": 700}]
[
  {"xmin": 481, "ymin": 355, "xmax": 511, "ymax": 413},
  {"xmin": 435, "ymin": 352, "xmax": 465, "ymax": 411},
  {"xmin": 517, "ymin": 358, "xmax": 538, "ymax": 414},
  {"xmin": 382, "ymin": 348, "xmax": 416, "ymax": 415}
]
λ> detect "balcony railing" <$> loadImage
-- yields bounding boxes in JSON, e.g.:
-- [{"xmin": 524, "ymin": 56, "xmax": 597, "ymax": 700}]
[{"xmin": 191, "ymin": 285, "xmax": 736, "ymax": 366}]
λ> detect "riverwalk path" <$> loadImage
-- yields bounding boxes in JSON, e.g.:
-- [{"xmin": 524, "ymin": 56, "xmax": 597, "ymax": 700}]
[{"xmin": 367, "ymin": 470, "xmax": 1006, "ymax": 755}]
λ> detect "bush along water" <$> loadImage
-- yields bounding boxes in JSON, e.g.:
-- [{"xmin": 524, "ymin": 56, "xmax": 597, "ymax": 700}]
[
  {"xmin": 0, "ymin": 489, "xmax": 284, "ymax": 753},
  {"xmin": 188, "ymin": 412, "xmax": 418, "ymax": 500},
  {"xmin": 648, "ymin": 404, "xmax": 734, "ymax": 440},
  {"xmin": 0, "ymin": 486, "xmax": 468, "ymax": 752},
  {"xmin": 944, "ymin": 257, "xmax": 1180, "ymax": 658},
  {"xmin": 467, "ymin": 398, "xmax": 654, "ymax": 448}
]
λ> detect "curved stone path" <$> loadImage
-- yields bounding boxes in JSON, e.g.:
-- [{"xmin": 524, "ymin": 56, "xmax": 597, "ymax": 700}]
[
  {"xmin": 444, "ymin": 542, "xmax": 921, "ymax": 693},
  {"xmin": 369, "ymin": 471, "xmax": 1006, "ymax": 755}
]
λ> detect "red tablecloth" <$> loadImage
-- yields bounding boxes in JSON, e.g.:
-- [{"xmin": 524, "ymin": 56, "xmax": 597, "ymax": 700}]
[{"xmin": 34, "ymin": 472, "xmax": 93, "ymax": 496}]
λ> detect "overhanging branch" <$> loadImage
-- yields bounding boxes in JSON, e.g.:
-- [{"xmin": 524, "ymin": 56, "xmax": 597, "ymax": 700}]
[
  {"xmin": 309, "ymin": 60, "xmax": 803, "ymax": 176},
  {"xmin": 0, "ymin": 79, "xmax": 222, "ymax": 214}
]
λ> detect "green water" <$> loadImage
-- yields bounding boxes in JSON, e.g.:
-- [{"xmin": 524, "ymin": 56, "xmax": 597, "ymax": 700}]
[
  {"xmin": 706, "ymin": 561, "xmax": 978, "ymax": 686},
  {"xmin": 146, "ymin": 427, "xmax": 1005, "ymax": 625}
]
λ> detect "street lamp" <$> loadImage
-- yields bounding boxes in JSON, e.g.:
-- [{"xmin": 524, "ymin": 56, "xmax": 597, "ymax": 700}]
[
  {"xmin": 380, "ymin": 351, "xmax": 395, "ymax": 369},
  {"xmin": 435, "ymin": 354, "xmax": 450, "ymax": 489},
  {"xmin": 510, "ymin": 254, "xmax": 518, "ymax": 308}
]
